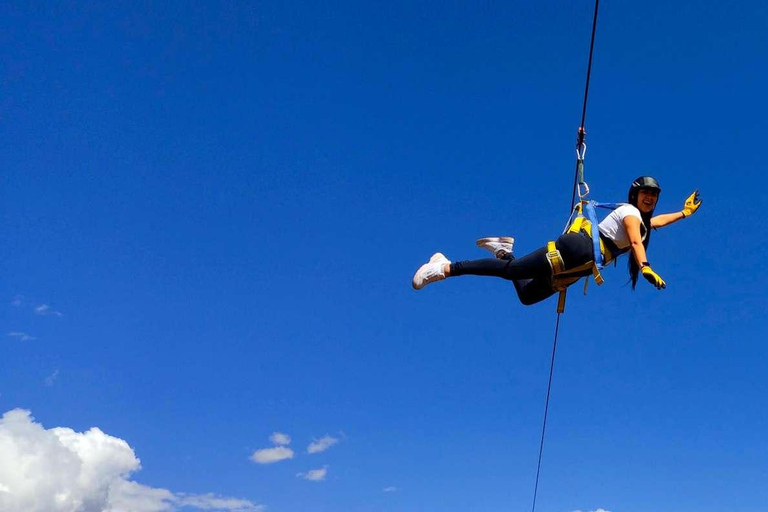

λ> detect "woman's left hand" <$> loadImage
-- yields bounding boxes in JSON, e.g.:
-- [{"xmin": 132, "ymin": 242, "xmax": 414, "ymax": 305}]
[
  {"xmin": 682, "ymin": 190, "xmax": 702, "ymax": 217},
  {"xmin": 641, "ymin": 265, "xmax": 667, "ymax": 290}
]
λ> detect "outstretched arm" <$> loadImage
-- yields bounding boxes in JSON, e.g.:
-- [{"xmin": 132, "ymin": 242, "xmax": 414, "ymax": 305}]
[
  {"xmin": 623, "ymin": 215, "xmax": 649, "ymax": 267},
  {"xmin": 651, "ymin": 190, "xmax": 702, "ymax": 229},
  {"xmin": 651, "ymin": 211, "xmax": 686, "ymax": 228},
  {"xmin": 624, "ymin": 215, "xmax": 666, "ymax": 289}
]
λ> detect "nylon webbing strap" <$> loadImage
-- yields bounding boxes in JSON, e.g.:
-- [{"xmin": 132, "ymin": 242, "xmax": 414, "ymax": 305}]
[{"xmin": 584, "ymin": 201, "xmax": 603, "ymax": 268}]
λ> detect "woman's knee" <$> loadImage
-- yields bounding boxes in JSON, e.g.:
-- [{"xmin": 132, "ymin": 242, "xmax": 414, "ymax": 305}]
[
  {"xmin": 515, "ymin": 282, "xmax": 554, "ymax": 306},
  {"xmin": 518, "ymin": 293, "xmax": 542, "ymax": 306}
]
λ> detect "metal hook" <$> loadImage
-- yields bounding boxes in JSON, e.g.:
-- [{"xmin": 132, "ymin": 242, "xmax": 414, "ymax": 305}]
[
  {"xmin": 578, "ymin": 181, "xmax": 590, "ymax": 200},
  {"xmin": 576, "ymin": 142, "xmax": 587, "ymax": 161}
]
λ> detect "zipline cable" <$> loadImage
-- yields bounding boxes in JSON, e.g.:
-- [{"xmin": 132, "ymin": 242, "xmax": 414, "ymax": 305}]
[
  {"xmin": 570, "ymin": 0, "xmax": 601, "ymax": 210},
  {"xmin": 530, "ymin": 2, "xmax": 600, "ymax": 512},
  {"xmin": 530, "ymin": 313, "xmax": 562, "ymax": 512}
]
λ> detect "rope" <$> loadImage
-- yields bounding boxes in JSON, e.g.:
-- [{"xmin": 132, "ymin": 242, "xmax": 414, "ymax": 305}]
[
  {"xmin": 530, "ymin": 313, "xmax": 562, "ymax": 512},
  {"xmin": 531, "ymin": 2, "xmax": 600, "ymax": 512}
]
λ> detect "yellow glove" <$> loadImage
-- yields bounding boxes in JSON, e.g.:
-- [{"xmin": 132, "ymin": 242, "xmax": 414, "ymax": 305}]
[
  {"xmin": 682, "ymin": 190, "xmax": 702, "ymax": 217},
  {"xmin": 641, "ymin": 264, "xmax": 666, "ymax": 290}
]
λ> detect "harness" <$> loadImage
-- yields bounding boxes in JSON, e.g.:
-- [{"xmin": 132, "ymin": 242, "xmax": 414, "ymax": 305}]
[{"xmin": 546, "ymin": 200, "xmax": 624, "ymax": 313}]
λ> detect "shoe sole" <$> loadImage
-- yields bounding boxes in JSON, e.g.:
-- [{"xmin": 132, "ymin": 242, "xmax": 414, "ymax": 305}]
[
  {"xmin": 476, "ymin": 237, "xmax": 514, "ymax": 246},
  {"xmin": 476, "ymin": 237, "xmax": 514, "ymax": 259}
]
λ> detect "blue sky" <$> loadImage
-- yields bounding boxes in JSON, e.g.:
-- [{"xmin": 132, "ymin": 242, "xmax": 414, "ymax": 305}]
[{"xmin": 1, "ymin": 1, "xmax": 767, "ymax": 511}]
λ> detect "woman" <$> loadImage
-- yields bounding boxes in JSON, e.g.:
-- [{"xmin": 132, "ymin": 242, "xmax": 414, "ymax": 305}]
[{"xmin": 412, "ymin": 177, "xmax": 701, "ymax": 304}]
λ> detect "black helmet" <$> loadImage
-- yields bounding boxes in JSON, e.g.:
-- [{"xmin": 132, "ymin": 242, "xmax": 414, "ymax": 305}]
[{"xmin": 628, "ymin": 176, "xmax": 661, "ymax": 206}]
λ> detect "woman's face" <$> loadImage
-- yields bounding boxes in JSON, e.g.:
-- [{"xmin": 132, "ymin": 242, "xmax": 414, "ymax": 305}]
[{"xmin": 637, "ymin": 188, "xmax": 659, "ymax": 213}]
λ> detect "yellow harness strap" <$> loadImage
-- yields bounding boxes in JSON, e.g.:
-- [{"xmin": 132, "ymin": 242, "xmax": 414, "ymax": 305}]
[
  {"xmin": 546, "ymin": 241, "xmax": 575, "ymax": 314},
  {"xmin": 545, "ymin": 213, "xmax": 613, "ymax": 313},
  {"xmin": 546, "ymin": 241, "xmax": 565, "ymax": 276},
  {"xmin": 546, "ymin": 241, "xmax": 566, "ymax": 313}
]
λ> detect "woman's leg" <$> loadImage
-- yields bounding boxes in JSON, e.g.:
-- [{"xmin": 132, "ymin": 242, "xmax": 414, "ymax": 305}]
[
  {"xmin": 511, "ymin": 277, "xmax": 558, "ymax": 306},
  {"xmin": 447, "ymin": 248, "xmax": 552, "ymax": 305},
  {"xmin": 449, "ymin": 247, "xmax": 550, "ymax": 281},
  {"xmin": 449, "ymin": 233, "xmax": 594, "ymax": 305}
]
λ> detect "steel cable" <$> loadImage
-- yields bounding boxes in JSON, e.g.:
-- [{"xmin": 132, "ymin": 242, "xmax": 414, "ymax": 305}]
[{"xmin": 531, "ymin": 2, "xmax": 600, "ymax": 511}]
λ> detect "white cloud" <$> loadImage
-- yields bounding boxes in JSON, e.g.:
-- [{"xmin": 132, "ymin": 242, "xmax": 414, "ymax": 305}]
[
  {"xmin": 107, "ymin": 480, "xmax": 175, "ymax": 512},
  {"xmin": 175, "ymin": 493, "xmax": 265, "ymax": 511},
  {"xmin": 45, "ymin": 369, "xmax": 60, "ymax": 387},
  {"xmin": 383, "ymin": 486, "xmax": 398, "ymax": 493},
  {"xmin": 0, "ymin": 409, "xmax": 263, "ymax": 512},
  {"xmin": 7, "ymin": 332, "xmax": 36, "ymax": 342},
  {"xmin": 297, "ymin": 467, "xmax": 327, "ymax": 482},
  {"xmin": 11, "ymin": 296, "xmax": 23, "ymax": 307},
  {"xmin": 35, "ymin": 304, "xmax": 63, "ymax": 317},
  {"xmin": 250, "ymin": 446, "xmax": 294, "ymax": 464},
  {"xmin": 573, "ymin": 509, "xmax": 611, "ymax": 512},
  {"xmin": 307, "ymin": 435, "xmax": 339, "ymax": 454},
  {"xmin": 269, "ymin": 432, "xmax": 290, "ymax": 446}
]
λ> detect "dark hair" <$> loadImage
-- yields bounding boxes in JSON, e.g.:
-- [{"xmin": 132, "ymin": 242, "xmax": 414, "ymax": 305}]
[
  {"xmin": 627, "ymin": 177, "xmax": 660, "ymax": 289},
  {"xmin": 628, "ymin": 211, "xmax": 653, "ymax": 289}
]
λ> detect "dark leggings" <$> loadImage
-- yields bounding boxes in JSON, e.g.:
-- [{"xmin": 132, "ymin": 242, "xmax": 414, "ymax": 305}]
[{"xmin": 450, "ymin": 232, "xmax": 594, "ymax": 305}]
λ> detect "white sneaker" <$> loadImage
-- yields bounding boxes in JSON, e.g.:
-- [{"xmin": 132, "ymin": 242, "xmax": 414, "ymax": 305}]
[
  {"xmin": 476, "ymin": 237, "xmax": 514, "ymax": 259},
  {"xmin": 412, "ymin": 253, "xmax": 451, "ymax": 290}
]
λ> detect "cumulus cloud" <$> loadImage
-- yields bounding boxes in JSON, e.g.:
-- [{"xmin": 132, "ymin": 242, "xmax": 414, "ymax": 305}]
[
  {"xmin": 250, "ymin": 446, "xmax": 294, "ymax": 464},
  {"xmin": 306, "ymin": 435, "xmax": 338, "ymax": 454},
  {"xmin": 383, "ymin": 486, "xmax": 398, "ymax": 493},
  {"xmin": 35, "ymin": 304, "xmax": 63, "ymax": 317},
  {"xmin": 106, "ymin": 480, "xmax": 174, "ymax": 512},
  {"xmin": 297, "ymin": 467, "xmax": 327, "ymax": 482},
  {"xmin": 0, "ymin": 409, "xmax": 263, "ymax": 512},
  {"xmin": 573, "ymin": 509, "xmax": 611, "ymax": 512},
  {"xmin": 269, "ymin": 432, "xmax": 291, "ymax": 446},
  {"xmin": 7, "ymin": 332, "xmax": 36, "ymax": 342}
]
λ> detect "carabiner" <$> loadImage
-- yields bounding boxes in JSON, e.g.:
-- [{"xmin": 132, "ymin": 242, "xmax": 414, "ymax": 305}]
[
  {"xmin": 576, "ymin": 141, "xmax": 587, "ymax": 161},
  {"xmin": 578, "ymin": 181, "xmax": 590, "ymax": 200}
]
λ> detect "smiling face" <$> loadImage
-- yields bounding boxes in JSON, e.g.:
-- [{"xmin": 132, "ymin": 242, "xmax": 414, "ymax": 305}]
[{"xmin": 636, "ymin": 188, "xmax": 659, "ymax": 213}]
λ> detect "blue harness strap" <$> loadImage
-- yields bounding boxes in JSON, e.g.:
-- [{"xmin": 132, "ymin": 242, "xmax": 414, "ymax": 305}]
[
  {"xmin": 583, "ymin": 201, "xmax": 623, "ymax": 269},
  {"xmin": 551, "ymin": 200, "xmax": 626, "ymax": 314}
]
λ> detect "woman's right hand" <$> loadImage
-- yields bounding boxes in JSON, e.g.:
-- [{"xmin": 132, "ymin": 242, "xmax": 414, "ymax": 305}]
[
  {"xmin": 641, "ymin": 265, "xmax": 666, "ymax": 289},
  {"xmin": 682, "ymin": 190, "xmax": 702, "ymax": 217}
]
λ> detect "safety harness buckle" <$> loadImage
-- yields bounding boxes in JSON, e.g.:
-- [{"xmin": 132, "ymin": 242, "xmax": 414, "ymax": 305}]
[{"xmin": 546, "ymin": 241, "xmax": 565, "ymax": 276}]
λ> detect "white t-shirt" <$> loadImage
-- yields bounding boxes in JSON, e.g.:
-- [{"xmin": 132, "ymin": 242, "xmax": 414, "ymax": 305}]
[{"xmin": 597, "ymin": 203, "xmax": 645, "ymax": 250}]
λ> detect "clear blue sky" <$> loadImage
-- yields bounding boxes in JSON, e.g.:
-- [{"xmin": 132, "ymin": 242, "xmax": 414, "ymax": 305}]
[{"xmin": 2, "ymin": 1, "xmax": 767, "ymax": 511}]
